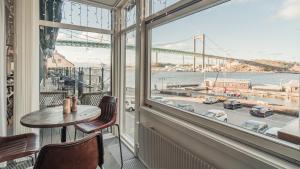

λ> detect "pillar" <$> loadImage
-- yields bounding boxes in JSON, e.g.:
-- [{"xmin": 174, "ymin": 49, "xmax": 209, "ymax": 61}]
[
  {"xmin": 14, "ymin": 0, "xmax": 39, "ymax": 134},
  {"xmin": 0, "ymin": 1, "xmax": 7, "ymax": 167},
  {"xmin": 0, "ymin": 0, "xmax": 7, "ymax": 137}
]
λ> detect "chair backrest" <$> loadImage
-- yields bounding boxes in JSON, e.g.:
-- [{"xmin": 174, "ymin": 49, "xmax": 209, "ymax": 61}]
[
  {"xmin": 98, "ymin": 95, "xmax": 118, "ymax": 123},
  {"xmin": 80, "ymin": 91, "xmax": 110, "ymax": 106},
  {"xmin": 33, "ymin": 133, "xmax": 104, "ymax": 169}
]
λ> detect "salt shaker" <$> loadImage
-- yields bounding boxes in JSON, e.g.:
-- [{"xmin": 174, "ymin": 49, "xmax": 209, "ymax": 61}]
[
  {"xmin": 63, "ymin": 96, "xmax": 71, "ymax": 114},
  {"xmin": 71, "ymin": 96, "xmax": 78, "ymax": 112}
]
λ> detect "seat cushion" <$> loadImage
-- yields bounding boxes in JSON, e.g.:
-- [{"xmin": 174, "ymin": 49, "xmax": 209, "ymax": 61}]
[
  {"xmin": 75, "ymin": 120, "xmax": 113, "ymax": 134},
  {"xmin": 0, "ymin": 133, "xmax": 39, "ymax": 163}
]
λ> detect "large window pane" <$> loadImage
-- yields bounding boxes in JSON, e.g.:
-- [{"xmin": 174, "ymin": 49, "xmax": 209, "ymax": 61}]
[
  {"xmin": 122, "ymin": 30, "xmax": 136, "ymax": 144},
  {"xmin": 40, "ymin": 0, "xmax": 111, "ymax": 30},
  {"xmin": 39, "ymin": 26, "xmax": 111, "ymax": 107},
  {"xmin": 122, "ymin": 0, "xmax": 136, "ymax": 28},
  {"xmin": 146, "ymin": 0, "xmax": 180, "ymax": 16},
  {"xmin": 149, "ymin": 0, "xmax": 299, "ymax": 146}
]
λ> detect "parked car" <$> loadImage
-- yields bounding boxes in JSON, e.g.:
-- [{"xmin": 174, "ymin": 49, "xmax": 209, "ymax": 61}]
[
  {"xmin": 125, "ymin": 100, "xmax": 135, "ymax": 112},
  {"xmin": 250, "ymin": 106, "xmax": 273, "ymax": 117},
  {"xmin": 176, "ymin": 104, "xmax": 194, "ymax": 112},
  {"xmin": 264, "ymin": 127, "xmax": 281, "ymax": 138},
  {"xmin": 152, "ymin": 96, "xmax": 174, "ymax": 105},
  {"xmin": 223, "ymin": 100, "xmax": 242, "ymax": 110},
  {"xmin": 152, "ymin": 96, "xmax": 164, "ymax": 100},
  {"xmin": 200, "ymin": 109, "xmax": 228, "ymax": 122},
  {"xmin": 241, "ymin": 120, "xmax": 268, "ymax": 133},
  {"xmin": 203, "ymin": 96, "xmax": 218, "ymax": 104}
]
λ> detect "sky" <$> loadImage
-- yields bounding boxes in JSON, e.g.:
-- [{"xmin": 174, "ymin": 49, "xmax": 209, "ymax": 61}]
[
  {"xmin": 53, "ymin": 0, "xmax": 300, "ymax": 66},
  {"xmin": 152, "ymin": 0, "xmax": 300, "ymax": 62}
]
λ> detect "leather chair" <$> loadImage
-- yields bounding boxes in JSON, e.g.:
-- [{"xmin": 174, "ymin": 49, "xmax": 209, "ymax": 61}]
[
  {"xmin": 29, "ymin": 132, "xmax": 104, "ymax": 169},
  {"xmin": 74, "ymin": 96, "xmax": 123, "ymax": 167},
  {"xmin": 0, "ymin": 133, "xmax": 39, "ymax": 163}
]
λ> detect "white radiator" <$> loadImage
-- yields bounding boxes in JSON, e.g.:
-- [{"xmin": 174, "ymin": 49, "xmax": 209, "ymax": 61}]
[{"xmin": 139, "ymin": 124, "xmax": 217, "ymax": 169}]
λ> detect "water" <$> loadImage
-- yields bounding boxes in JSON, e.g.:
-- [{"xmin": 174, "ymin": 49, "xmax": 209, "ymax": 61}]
[
  {"xmin": 150, "ymin": 71, "xmax": 299, "ymax": 89},
  {"xmin": 125, "ymin": 70, "xmax": 300, "ymax": 107}
]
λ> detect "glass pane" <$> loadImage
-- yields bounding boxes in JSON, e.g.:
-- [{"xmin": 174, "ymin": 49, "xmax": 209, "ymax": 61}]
[
  {"xmin": 122, "ymin": 30, "xmax": 136, "ymax": 144},
  {"xmin": 39, "ymin": 26, "xmax": 111, "ymax": 107},
  {"xmin": 122, "ymin": 0, "xmax": 136, "ymax": 28},
  {"xmin": 149, "ymin": 0, "xmax": 299, "ymax": 146},
  {"xmin": 146, "ymin": 0, "xmax": 180, "ymax": 16},
  {"xmin": 40, "ymin": 0, "xmax": 111, "ymax": 30}
]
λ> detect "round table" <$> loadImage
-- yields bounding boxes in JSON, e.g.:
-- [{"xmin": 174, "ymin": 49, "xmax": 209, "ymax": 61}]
[{"xmin": 20, "ymin": 105, "xmax": 101, "ymax": 142}]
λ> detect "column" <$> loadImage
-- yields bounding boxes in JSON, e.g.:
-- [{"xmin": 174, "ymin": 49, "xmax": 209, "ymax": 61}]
[
  {"xmin": 14, "ymin": 0, "xmax": 39, "ymax": 134},
  {"xmin": 0, "ymin": 0, "xmax": 7, "ymax": 138},
  {"xmin": 0, "ymin": 1, "xmax": 7, "ymax": 167}
]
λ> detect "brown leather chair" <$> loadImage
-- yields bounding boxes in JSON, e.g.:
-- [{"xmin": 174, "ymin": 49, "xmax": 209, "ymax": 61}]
[
  {"xmin": 30, "ymin": 132, "xmax": 104, "ymax": 169},
  {"xmin": 74, "ymin": 96, "xmax": 123, "ymax": 167},
  {"xmin": 0, "ymin": 133, "xmax": 39, "ymax": 163}
]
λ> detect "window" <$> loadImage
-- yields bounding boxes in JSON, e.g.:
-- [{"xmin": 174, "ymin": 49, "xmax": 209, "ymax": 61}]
[
  {"xmin": 40, "ymin": 0, "xmax": 111, "ymax": 30},
  {"xmin": 121, "ymin": 30, "xmax": 136, "ymax": 144},
  {"xmin": 120, "ymin": 1, "xmax": 137, "ymax": 146},
  {"xmin": 122, "ymin": 0, "xmax": 136, "ymax": 28},
  {"xmin": 146, "ymin": 0, "xmax": 181, "ymax": 16},
  {"xmin": 39, "ymin": 1, "xmax": 112, "ymax": 108},
  {"xmin": 147, "ymin": 0, "xmax": 300, "ymax": 152}
]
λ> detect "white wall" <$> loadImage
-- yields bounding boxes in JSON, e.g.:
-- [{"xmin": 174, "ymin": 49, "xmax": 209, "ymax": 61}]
[{"xmin": 139, "ymin": 107, "xmax": 299, "ymax": 169}]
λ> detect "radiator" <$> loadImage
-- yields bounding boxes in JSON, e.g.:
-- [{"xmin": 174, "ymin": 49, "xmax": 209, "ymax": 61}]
[{"xmin": 139, "ymin": 124, "xmax": 217, "ymax": 169}]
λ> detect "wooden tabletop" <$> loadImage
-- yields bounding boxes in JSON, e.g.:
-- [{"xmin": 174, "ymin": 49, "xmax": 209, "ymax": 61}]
[{"xmin": 20, "ymin": 105, "xmax": 101, "ymax": 128}]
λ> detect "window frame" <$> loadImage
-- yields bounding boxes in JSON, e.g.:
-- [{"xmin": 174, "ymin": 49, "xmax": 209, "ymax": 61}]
[
  {"xmin": 118, "ymin": 0, "xmax": 139, "ymax": 151},
  {"xmin": 143, "ymin": 0, "xmax": 300, "ymax": 164},
  {"xmin": 38, "ymin": 1, "xmax": 114, "ymax": 101}
]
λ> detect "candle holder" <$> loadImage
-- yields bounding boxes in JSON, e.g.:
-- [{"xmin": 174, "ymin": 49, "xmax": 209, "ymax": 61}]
[{"xmin": 71, "ymin": 96, "xmax": 78, "ymax": 112}]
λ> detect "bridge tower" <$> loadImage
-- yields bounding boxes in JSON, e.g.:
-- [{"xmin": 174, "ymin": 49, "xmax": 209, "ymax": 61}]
[{"xmin": 193, "ymin": 34, "xmax": 205, "ymax": 72}]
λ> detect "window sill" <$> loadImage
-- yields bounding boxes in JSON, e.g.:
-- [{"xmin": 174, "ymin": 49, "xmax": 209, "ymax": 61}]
[
  {"xmin": 278, "ymin": 119, "xmax": 300, "ymax": 145},
  {"xmin": 140, "ymin": 104, "xmax": 300, "ymax": 167}
]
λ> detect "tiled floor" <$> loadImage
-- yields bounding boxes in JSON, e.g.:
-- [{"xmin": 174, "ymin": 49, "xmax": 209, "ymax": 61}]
[{"xmin": 1, "ymin": 127, "xmax": 147, "ymax": 169}]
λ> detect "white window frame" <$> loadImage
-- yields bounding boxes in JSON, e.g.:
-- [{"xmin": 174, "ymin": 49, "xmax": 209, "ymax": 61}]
[
  {"xmin": 118, "ymin": 0, "xmax": 140, "ymax": 151},
  {"xmin": 38, "ymin": 0, "xmax": 115, "ymax": 129},
  {"xmin": 143, "ymin": 0, "xmax": 300, "ymax": 164}
]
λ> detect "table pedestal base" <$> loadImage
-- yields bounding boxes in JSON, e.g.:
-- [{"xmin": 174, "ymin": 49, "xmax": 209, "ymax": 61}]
[{"xmin": 61, "ymin": 127, "xmax": 67, "ymax": 142}]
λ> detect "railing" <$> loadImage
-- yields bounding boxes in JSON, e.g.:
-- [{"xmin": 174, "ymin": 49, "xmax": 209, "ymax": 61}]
[
  {"xmin": 40, "ymin": 91, "xmax": 111, "ymax": 108},
  {"xmin": 40, "ymin": 91, "xmax": 67, "ymax": 109}
]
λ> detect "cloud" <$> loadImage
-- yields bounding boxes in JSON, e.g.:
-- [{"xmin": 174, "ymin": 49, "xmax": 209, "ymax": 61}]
[
  {"xmin": 276, "ymin": 0, "xmax": 300, "ymax": 20},
  {"xmin": 154, "ymin": 42, "xmax": 193, "ymax": 51}
]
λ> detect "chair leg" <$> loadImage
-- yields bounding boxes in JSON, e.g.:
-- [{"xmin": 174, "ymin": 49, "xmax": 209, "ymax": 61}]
[
  {"xmin": 74, "ymin": 129, "xmax": 77, "ymax": 141},
  {"xmin": 50, "ymin": 128, "xmax": 53, "ymax": 143},
  {"xmin": 40, "ymin": 129, "xmax": 44, "ymax": 146},
  {"xmin": 30, "ymin": 156, "xmax": 34, "ymax": 166},
  {"xmin": 115, "ymin": 124, "xmax": 123, "ymax": 168}
]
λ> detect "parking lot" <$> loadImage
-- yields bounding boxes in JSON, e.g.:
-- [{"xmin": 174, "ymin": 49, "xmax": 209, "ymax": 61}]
[{"xmin": 159, "ymin": 95, "xmax": 296, "ymax": 129}]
